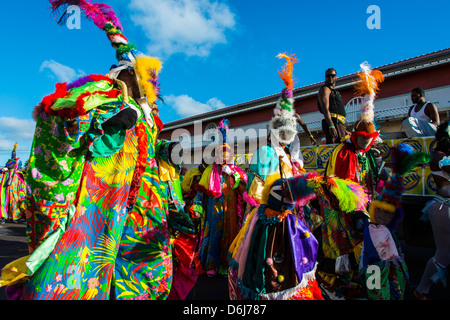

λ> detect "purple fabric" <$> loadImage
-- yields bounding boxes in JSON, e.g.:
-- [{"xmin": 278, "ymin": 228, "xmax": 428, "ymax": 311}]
[
  {"xmin": 167, "ymin": 263, "xmax": 198, "ymax": 300},
  {"xmin": 286, "ymin": 214, "xmax": 318, "ymax": 282},
  {"xmin": 6, "ymin": 284, "xmax": 23, "ymax": 300},
  {"xmin": 235, "ymin": 191, "xmax": 244, "ymax": 230},
  {"xmin": 282, "ymin": 87, "xmax": 293, "ymax": 98},
  {"xmin": 67, "ymin": 75, "xmax": 94, "ymax": 90}
]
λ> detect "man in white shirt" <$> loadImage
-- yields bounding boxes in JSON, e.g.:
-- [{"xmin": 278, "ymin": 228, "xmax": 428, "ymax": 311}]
[{"xmin": 403, "ymin": 87, "xmax": 440, "ymax": 137}]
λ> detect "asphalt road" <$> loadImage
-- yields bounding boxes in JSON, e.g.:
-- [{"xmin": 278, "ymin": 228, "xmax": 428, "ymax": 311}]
[{"xmin": 0, "ymin": 221, "xmax": 448, "ymax": 300}]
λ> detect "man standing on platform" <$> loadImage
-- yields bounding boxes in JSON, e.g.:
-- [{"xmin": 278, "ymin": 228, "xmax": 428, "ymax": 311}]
[{"xmin": 318, "ymin": 68, "xmax": 348, "ymax": 144}]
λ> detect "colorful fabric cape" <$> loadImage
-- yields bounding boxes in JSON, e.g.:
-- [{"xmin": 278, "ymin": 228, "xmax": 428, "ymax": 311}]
[
  {"xmin": 193, "ymin": 163, "xmax": 247, "ymax": 276},
  {"xmin": 0, "ymin": 144, "xmax": 26, "ymax": 221},
  {"xmin": 245, "ymin": 141, "xmax": 304, "ymax": 211},
  {"xmin": 359, "ymin": 223, "xmax": 409, "ymax": 300},
  {"xmin": 0, "ymin": 76, "xmax": 171, "ymax": 300},
  {"xmin": 156, "ymin": 140, "xmax": 198, "ymax": 300},
  {"xmin": 228, "ymin": 172, "xmax": 369, "ymax": 300},
  {"xmin": 0, "ymin": 169, "xmax": 26, "ymax": 221},
  {"xmin": 319, "ymin": 140, "xmax": 379, "ymax": 298}
]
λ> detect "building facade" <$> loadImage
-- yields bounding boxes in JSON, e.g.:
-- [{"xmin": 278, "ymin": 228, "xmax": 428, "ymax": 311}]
[{"xmin": 160, "ymin": 48, "xmax": 450, "ymax": 173}]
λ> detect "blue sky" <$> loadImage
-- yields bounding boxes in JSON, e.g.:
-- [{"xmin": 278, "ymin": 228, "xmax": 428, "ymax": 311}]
[{"xmin": 0, "ymin": 0, "xmax": 449, "ymax": 166}]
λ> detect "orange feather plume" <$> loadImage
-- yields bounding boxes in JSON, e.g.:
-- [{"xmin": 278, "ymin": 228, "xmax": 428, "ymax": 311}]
[
  {"xmin": 277, "ymin": 53, "xmax": 298, "ymax": 90},
  {"xmin": 353, "ymin": 64, "xmax": 384, "ymax": 97}
]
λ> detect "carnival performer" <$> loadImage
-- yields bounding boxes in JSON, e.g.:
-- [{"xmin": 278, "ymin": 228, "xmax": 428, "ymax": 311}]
[
  {"xmin": 0, "ymin": 0, "xmax": 172, "ymax": 300},
  {"xmin": 360, "ymin": 142, "xmax": 431, "ymax": 300},
  {"xmin": 155, "ymin": 135, "xmax": 198, "ymax": 300},
  {"xmin": 180, "ymin": 164, "xmax": 207, "ymax": 275},
  {"xmin": 0, "ymin": 143, "xmax": 26, "ymax": 223},
  {"xmin": 320, "ymin": 62, "xmax": 384, "ymax": 299},
  {"xmin": 414, "ymin": 121, "xmax": 450, "ymax": 299},
  {"xmin": 228, "ymin": 170, "xmax": 369, "ymax": 300},
  {"xmin": 244, "ymin": 53, "xmax": 305, "ymax": 219},
  {"xmin": 181, "ymin": 165, "xmax": 204, "ymax": 217},
  {"xmin": 227, "ymin": 53, "xmax": 363, "ymax": 300},
  {"xmin": 193, "ymin": 119, "xmax": 247, "ymax": 276}
]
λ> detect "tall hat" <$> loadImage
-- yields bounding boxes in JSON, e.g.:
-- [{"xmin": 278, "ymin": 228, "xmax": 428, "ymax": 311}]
[
  {"xmin": 216, "ymin": 118, "xmax": 233, "ymax": 165},
  {"xmin": 5, "ymin": 143, "xmax": 20, "ymax": 168},
  {"xmin": 369, "ymin": 142, "xmax": 431, "ymax": 227},
  {"xmin": 49, "ymin": 0, "xmax": 162, "ymax": 106},
  {"xmin": 351, "ymin": 62, "xmax": 384, "ymax": 152},
  {"xmin": 270, "ymin": 53, "xmax": 299, "ymax": 146},
  {"xmin": 217, "ymin": 118, "xmax": 230, "ymax": 145}
]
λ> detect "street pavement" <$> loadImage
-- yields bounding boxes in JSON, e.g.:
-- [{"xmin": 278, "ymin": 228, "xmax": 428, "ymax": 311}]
[{"xmin": 0, "ymin": 221, "xmax": 448, "ymax": 300}]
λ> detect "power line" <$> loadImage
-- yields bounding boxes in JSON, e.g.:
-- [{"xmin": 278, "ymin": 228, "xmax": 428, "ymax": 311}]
[{"xmin": 0, "ymin": 152, "xmax": 30, "ymax": 154}]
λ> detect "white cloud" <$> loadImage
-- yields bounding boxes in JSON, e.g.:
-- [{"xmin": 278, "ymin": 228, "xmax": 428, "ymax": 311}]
[
  {"xmin": 164, "ymin": 94, "xmax": 227, "ymax": 117},
  {"xmin": 0, "ymin": 117, "xmax": 36, "ymax": 164},
  {"xmin": 128, "ymin": 0, "xmax": 236, "ymax": 58},
  {"xmin": 0, "ymin": 117, "xmax": 35, "ymax": 141},
  {"xmin": 40, "ymin": 60, "xmax": 86, "ymax": 83},
  {"xmin": 207, "ymin": 97, "xmax": 227, "ymax": 110}
]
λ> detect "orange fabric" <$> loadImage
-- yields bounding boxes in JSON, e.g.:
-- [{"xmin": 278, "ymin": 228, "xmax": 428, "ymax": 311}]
[{"xmin": 264, "ymin": 207, "xmax": 291, "ymax": 221}]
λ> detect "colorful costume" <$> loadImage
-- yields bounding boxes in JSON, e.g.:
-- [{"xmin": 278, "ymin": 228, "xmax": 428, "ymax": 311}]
[
  {"xmin": 0, "ymin": 143, "xmax": 26, "ymax": 222},
  {"xmin": 227, "ymin": 53, "xmax": 367, "ymax": 300},
  {"xmin": 360, "ymin": 142, "xmax": 431, "ymax": 300},
  {"xmin": 245, "ymin": 54, "xmax": 305, "ymax": 217},
  {"xmin": 193, "ymin": 119, "xmax": 247, "ymax": 276},
  {"xmin": 156, "ymin": 139, "xmax": 198, "ymax": 300},
  {"xmin": 0, "ymin": 0, "xmax": 173, "ymax": 300},
  {"xmin": 228, "ymin": 171, "xmax": 369, "ymax": 300},
  {"xmin": 181, "ymin": 165, "xmax": 204, "ymax": 218},
  {"xmin": 320, "ymin": 63, "xmax": 384, "ymax": 298}
]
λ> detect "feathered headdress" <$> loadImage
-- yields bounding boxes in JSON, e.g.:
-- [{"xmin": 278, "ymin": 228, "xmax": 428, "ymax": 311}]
[
  {"xmin": 217, "ymin": 118, "xmax": 230, "ymax": 145},
  {"xmin": 270, "ymin": 53, "xmax": 299, "ymax": 146},
  {"xmin": 274, "ymin": 53, "xmax": 297, "ymax": 117},
  {"xmin": 49, "ymin": 1, "xmax": 130, "ymax": 57},
  {"xmin": 5, "ymin": 143, "xmax": 19, "ymax": 168},
  {"xmin": 353, "ymin": 62, "xmax": 384, "ymax": 130},
  {"xmin": 262, "ymin": 171, "xmax": 369, "ymax": 214},
  {"xmin": 369, "ymin": 142, "xmax": 431, "ymax": 226},
  {"xmin": 49, "ymin": 0, "xmax": 162, "ymax": 105},
  {"xmin": 216, "ymin": 118, "xmax": 233, "ymax": 164},
  {"xmin": 354, "ymin": 62, "xmax": 384, "ymax": 123},
  {"xmin": 351, "ymin": 62, "xmax": 384, "ymax": 151}
]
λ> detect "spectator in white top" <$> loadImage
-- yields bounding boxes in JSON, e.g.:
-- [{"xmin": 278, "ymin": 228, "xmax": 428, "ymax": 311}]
[{"xmin": 403, "ymin": 87, "xmax": 440, "ymax": 137}]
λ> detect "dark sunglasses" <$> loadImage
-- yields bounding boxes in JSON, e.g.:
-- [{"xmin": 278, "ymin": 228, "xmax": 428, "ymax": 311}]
[{"xmin": 326, "ymin": 74, "xmax": 337, "ymax": 78}]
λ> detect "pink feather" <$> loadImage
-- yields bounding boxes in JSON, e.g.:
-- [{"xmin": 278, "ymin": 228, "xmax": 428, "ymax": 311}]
[
  {"xmin": 243, "ymin": 192, "xmax": 260, "ymax": 207},
  {"xmin": 49, "ymin": 0, "xmax": 123, "ymax": 30}
]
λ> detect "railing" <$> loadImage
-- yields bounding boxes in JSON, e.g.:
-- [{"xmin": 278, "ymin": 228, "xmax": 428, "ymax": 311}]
[
  {"xmin": 299, "ymin": 100, "xmax": 446, "ymax": 133},
  {"xmin": 345, "ymin": 96, "xmax": 365, "ymax": 124}
]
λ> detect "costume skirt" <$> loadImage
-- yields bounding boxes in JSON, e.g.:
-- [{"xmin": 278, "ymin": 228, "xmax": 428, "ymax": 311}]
[{"xmin": 228, "ymin": 206, "xmax": 323, "ymax": 300}]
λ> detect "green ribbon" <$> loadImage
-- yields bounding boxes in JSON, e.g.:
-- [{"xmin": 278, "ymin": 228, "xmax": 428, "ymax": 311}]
[{"xmin": 232, "ymin": 173, "xmax": 240, "ymax": 189}]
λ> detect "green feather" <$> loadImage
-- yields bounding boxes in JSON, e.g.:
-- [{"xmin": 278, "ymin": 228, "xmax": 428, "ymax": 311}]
[{"xmin": 400, "ymin": 152, "xmax": 432, "ymax": 176}]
